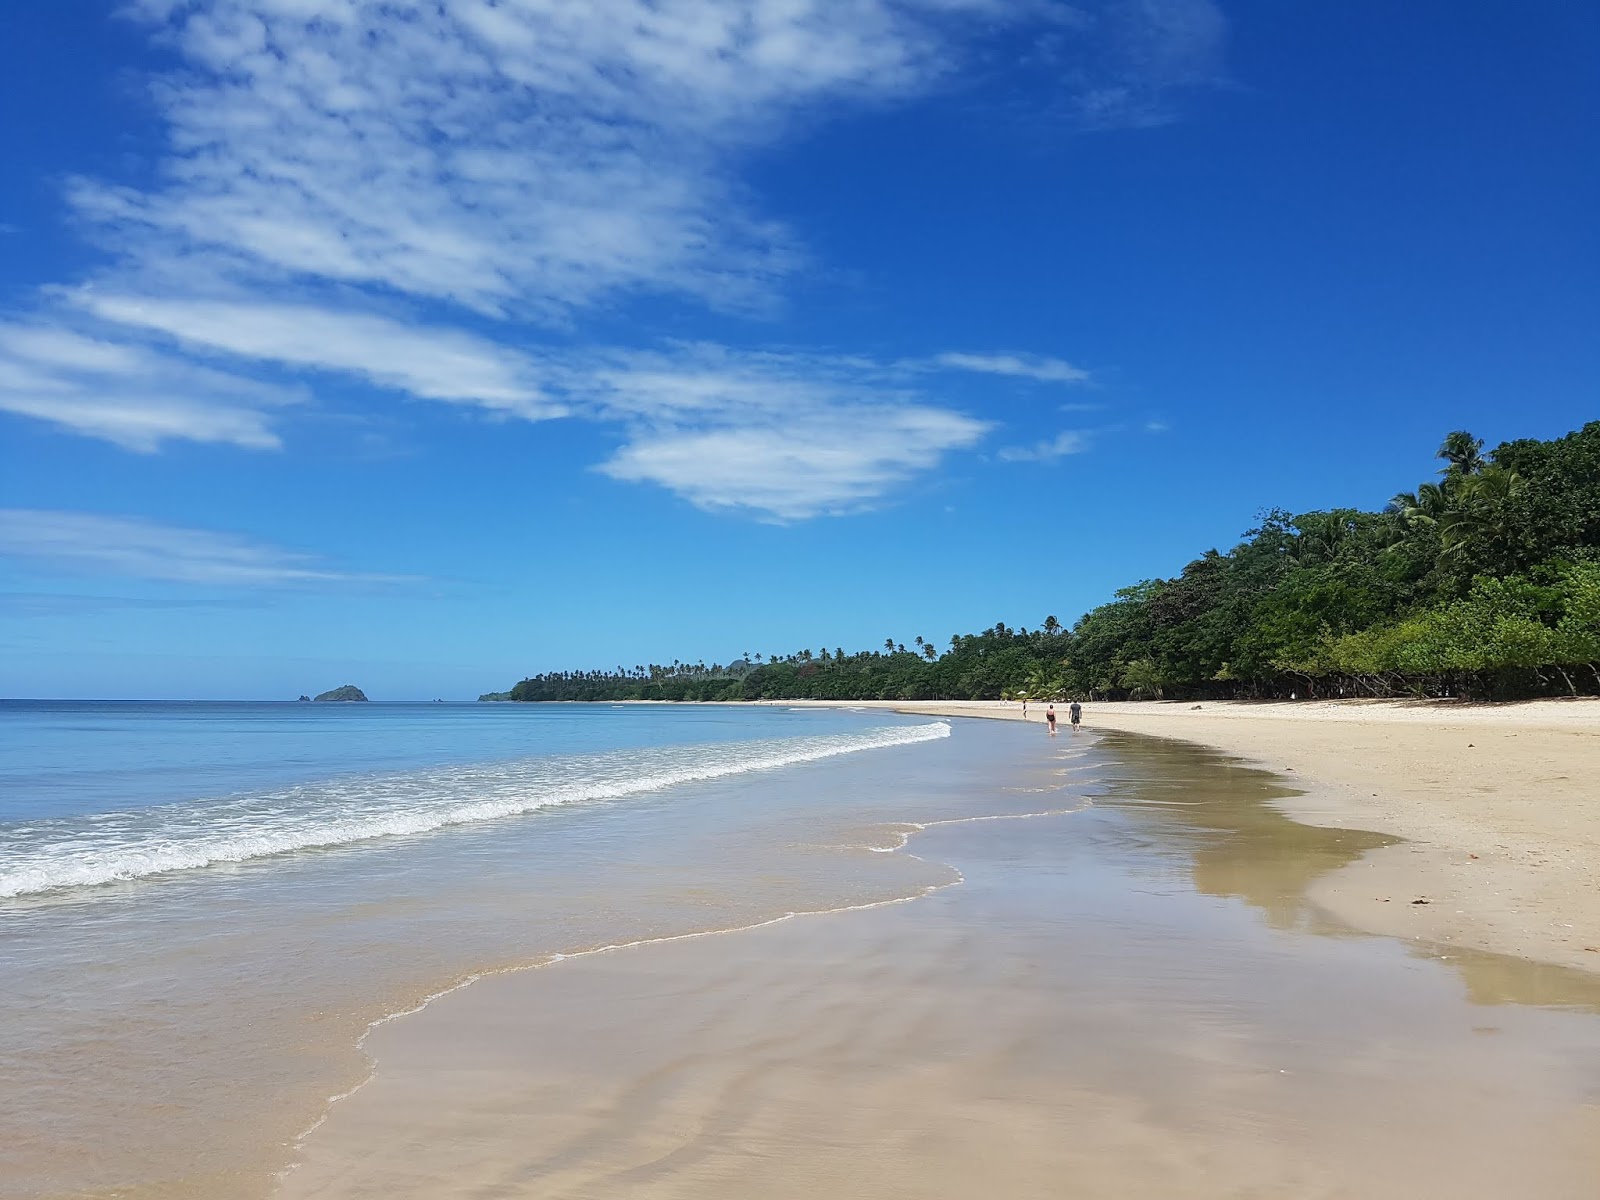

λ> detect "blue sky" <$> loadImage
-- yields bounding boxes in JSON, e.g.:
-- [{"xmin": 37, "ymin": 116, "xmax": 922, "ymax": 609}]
[{"xmin": 1, "ymin": 0, "xmax": 1596, "ymax": 700}]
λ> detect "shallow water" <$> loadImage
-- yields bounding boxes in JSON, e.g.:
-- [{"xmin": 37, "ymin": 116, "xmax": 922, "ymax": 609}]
[
  {"xmin": 0, "ymin": 703, "xmax": 1025, "ymax": 1199},
  {"xmin": 284, "ymin": 731, "xmax": 1600, "ymax": 1200}
]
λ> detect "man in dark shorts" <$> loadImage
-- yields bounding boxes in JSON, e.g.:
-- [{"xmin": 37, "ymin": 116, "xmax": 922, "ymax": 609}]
[
  {"xmin": 1069, "ymin": 700, "xmax": 1082, "ymax": 729},
  {"xmin": 1045, "ymin": 704, "xmax": 1057, "ymax": 736}
]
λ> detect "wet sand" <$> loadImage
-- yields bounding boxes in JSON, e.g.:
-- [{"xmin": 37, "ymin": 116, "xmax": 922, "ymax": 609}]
[
  {"xmin": 788, "ymin": 698, "xmax": 1600, "ymax": 976},
  {"xmin": 282, "ymin": 733, "xmax": 1600, "ymax": 1200}
]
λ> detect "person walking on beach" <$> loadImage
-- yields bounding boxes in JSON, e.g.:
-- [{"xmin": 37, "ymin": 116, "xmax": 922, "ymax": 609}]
[
  {"xmin": 1045, "ymin": 704, "xmax": 1057, "ymax": 736},
  {"xmin": 1069, "ymin": 700, "xmax": 1082, "ymax": 730}
]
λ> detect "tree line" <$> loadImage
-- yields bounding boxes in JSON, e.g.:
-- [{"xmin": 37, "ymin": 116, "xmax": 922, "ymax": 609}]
[{"xmin": 486, "ymin": 422, "xmax": 1600, "ymax": 703}]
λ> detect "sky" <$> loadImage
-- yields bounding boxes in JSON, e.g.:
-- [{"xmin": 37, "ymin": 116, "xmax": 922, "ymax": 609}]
[{"xmin": 1, "ymin": 0, "xmax": 1596, "ymax": 700}]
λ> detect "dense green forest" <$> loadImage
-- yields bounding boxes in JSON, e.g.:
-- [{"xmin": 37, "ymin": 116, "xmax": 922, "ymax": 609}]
[{"xmin": 488, "ymin": 424, "xmax": 1600, "ymax": 703}]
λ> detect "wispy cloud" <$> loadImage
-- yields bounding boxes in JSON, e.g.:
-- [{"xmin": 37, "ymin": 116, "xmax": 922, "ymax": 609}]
[
  {"xmin": 0, "ymin": 322, "xmax": 297, "ymax": 451},
  {"xmin": 1026, "ymin": 0, "xmax": 1227, "ymax": 131},
  {"xmin": 931, "ymin": 351, "xmax": 1091, "ymax": 384},
  {"xmin": 600, "ymin": 412, "xmax": 984, "ymax": 521},
  {"xmin": 85, "ymin": 0, "xmax": 1014, "ymax": 317},
  {"xmin": 0, "ymin": 510, "xmax": 417, "ymax": 586},
  {"xmin": 71, "ymin": 293, "xmax": 558, "ymax": 417},
  {"xmin": 997, "ymin": 430, "xmax": 1089, "ymax": 461},
  {"xmin": 4, "ymin": 1, "xmax": 1222, "ymax": 517},
  {"xmin": 571, "ymin": 344, "xmax": 988, "ymax": 519}
]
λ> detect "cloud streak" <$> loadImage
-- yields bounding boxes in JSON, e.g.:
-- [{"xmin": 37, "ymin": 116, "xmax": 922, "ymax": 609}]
[
  {"xmin": 73, "ymin": 293, "xmax": 558, "ymax": 417},
  {"xmin": 0, "ymin": 322, "xmax": 297, "ymax": 451},
  {"xmin": 997, "ymin": 430, "xmax": 1089, "ymax": 461},
  {"xmin": 0, "ymin": 510, "xmax": 417, "ymax": 586},
  {"xmin": 574, "ymin": 344, "xmax": 989, "ymax": 518},
  {"xmin": 931, "ymin": 351, "xmax": 1091, "ymax": 384}
]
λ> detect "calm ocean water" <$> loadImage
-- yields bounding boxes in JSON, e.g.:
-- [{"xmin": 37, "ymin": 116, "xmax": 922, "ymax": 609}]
[{"xmin": 1, "ymin": 700, "xmax": 1069, "ymax": 1199}]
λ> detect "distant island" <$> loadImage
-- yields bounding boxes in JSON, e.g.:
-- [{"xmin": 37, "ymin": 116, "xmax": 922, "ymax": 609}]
[
  {"xmin": 485, "ymin": 424, "xmax": 1600, "ymax": 705},
  {"xmin": 313, "ymin": 685, "xmax": 369, "ymax": 702}
]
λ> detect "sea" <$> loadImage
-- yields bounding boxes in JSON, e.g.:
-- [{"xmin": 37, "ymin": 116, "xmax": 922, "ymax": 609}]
[{"xmin": 0, "ymin": 700, "xmax": 1066, "ymax": 1199}]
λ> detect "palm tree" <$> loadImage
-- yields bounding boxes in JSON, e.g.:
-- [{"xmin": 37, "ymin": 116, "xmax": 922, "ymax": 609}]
[
  {"xmin": 1042, "ymin": 615, "xmax": 1061, "ymax": 635},
  {"xmin": 1437, "ymin": 430, "xmax": 1485, "ymax": 477},
  {"xmin": 1023, "ymin": 665, "xmax": 1060, "ymax": 701},
  {"xmin": 1438, "ymin": 465, "xmax": 1524, "ymax": 558},
  {"xmin": 1388, "ymin": 481, "xmax": 1451, "ymax": 531}
]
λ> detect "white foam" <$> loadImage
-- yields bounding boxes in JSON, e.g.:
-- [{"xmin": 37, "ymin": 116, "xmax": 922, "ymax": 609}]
[{"xmin": 0, "ymin": 721, "xmax": 950, "ymax": 898}]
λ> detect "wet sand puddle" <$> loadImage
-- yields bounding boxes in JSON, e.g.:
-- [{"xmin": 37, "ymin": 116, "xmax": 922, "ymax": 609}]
[
  {"xmin": 281, "ymin": 729, "xmax": 1600, "ymax": 1200},
  {"xmin": 1092, "ymin": 731, "xmax": 1600, "ymax": 1013}
]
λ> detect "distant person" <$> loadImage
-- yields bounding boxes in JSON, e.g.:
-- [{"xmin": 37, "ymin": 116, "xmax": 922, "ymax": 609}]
[
  {"xmin": 1021, "ymin": 698, "xmax": 1028, "ymax": 717},
  {"xmin": 1045, "ymin": 704, "xmax": 1057, "ymax": 736},
  {"xmin": 1069, "ymin": 700, "xmax": 1082, "ymax": 729}
]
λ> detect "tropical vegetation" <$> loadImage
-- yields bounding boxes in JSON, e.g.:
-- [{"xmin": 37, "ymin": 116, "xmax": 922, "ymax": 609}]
[{"xmin": 486, "ymin": 423, "xmax": 1600, "ymax": 703}]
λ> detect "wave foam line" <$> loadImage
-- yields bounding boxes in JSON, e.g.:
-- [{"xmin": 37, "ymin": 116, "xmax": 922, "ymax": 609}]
[{"xmin": 0, "ymin": 722, "xmax": 950, "ymax": 899}]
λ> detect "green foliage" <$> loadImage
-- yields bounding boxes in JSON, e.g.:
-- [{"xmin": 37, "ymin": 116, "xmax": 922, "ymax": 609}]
[{"xmin": 494, "ymin": 424, "xmax": 1600, "ymax": 703}]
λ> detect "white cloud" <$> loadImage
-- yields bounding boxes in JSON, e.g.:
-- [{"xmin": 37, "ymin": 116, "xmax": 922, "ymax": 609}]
[
  {"xmin": 0, "ymin": 323, "xmax": 296, "ymax": 451},
  {"xmin": 573, "ymin": 344, "xmax": 988, "ymax": 519},
  {"xmin": 997, "ymin": 429, "xmax": 1089, "ymax": 461},
  {"xmin": 600, "ymin": 410, "xmax": 986, "ymax": 520},
  {"xmin": 0, "ymin": 509, "xmax": 415, "ymax": 586},
  {"xmin": 85, "ymin": 2, "xmax": 1223, "ymax": 313},
  {"xmin": 1, "ymin": 307, "xmax": 1004, "ymax": 515},
  {"xmin": 83, "ymin": 0, "xmax": 1006, "ymax": 317},
  {"xmin": 73, "ymin": 293, "xmax": 557, "ymax": 417},
  {"xmin": 4, "ymin": 1, "xmax": 1224, "ymax": 516},
  {"xmin": 931, "ymin": 351, "xmax": 1091, "ymax": 384}
]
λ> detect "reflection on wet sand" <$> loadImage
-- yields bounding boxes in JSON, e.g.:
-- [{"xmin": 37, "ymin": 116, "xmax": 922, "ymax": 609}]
[
  {"xmin": 283, "ymin": 729, "xmax": 1600, "ymax": 1200},
  {"xmin": 1093, "ymin": 730, "xmax": 1600, "ymax": 1014}
]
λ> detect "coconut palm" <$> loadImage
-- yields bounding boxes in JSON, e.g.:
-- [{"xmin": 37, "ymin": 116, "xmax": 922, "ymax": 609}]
[
  {"xmin": 1438, "ymin": 465, "xmax": 1524, "ymax": 558},
  {"xmin": 1388, "ymin": 480, "xmax": 1452, "ymax": 530},
  {"xmin": 1437, "ymin": 430, "xmax": 1485, "ymax": 477}
]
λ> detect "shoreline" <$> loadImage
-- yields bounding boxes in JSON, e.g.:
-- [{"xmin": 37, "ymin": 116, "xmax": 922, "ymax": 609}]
[
  {"xmin": 279, "ymin": 720, "xmax": 1600, "ymax": 1199},
  {"xmin": 769, "ymin": 697, "xmax": 1600, "ymax": 977}
]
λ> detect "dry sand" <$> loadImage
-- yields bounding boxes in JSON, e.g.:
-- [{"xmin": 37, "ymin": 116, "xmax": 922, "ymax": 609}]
[{"xmin": 780, "ymin": 697, "xmax": 1600, "ymax": 975}]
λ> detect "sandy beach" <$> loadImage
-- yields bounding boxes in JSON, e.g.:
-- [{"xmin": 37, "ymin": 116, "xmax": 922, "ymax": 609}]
[
  {"xmin": 281, "ymin": 706, "xmax": 1600, "ymax": 1199},
  {"xmin": 807, "ymin": 698, "xmax": 1600, "ymax": 978}
]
